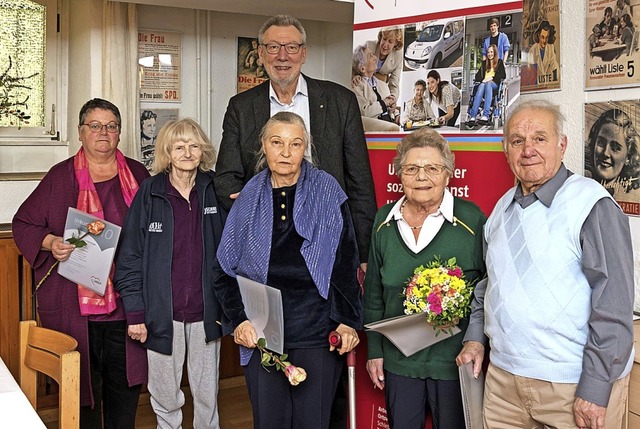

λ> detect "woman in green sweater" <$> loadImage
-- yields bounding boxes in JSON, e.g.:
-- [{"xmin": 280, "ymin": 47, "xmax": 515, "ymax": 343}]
[{"xmin": 364, "ymin": 127, "xmax": 486, "ymax": 428}]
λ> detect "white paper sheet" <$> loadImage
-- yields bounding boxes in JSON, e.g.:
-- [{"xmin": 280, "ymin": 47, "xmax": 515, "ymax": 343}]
[
  {"xmin": 365, "ymin": 313, "xmax": 460, "ymax": 357},
  {"xmin": 459, "ymin": 361, "xmax": 485, "ymax": 429},
  {"xmin": 57, "ymin": 208, "xmax": 121, "ymax": 296},
  {"xmin": 236, "ymin": 275, "xmax": 285, "ymax": 355}
]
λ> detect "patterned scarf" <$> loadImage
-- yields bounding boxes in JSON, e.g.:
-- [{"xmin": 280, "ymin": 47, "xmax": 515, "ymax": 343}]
[
  {"xmin": 217, "ymin": 160, "xmax": 347, "ymax": 364},
  {"xmin": 74, "ymin": 147, "xmax": 140, "ymax": 315}
]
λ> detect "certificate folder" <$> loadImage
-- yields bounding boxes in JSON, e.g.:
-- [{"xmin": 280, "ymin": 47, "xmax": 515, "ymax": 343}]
[
  {"xmin": 364, "ymin": 313, "xmax": 460, "ymax": 357},
  {"xmin": 458, "ymin": 361, "xmax": 484, "ymax": 429},
  {"xmin": 236, "ymin": 275, "xmax": 285, "ymax": 355},
  {"xmin": 58, "ymin": 208, "xmax": 121, "ymax": 296}
]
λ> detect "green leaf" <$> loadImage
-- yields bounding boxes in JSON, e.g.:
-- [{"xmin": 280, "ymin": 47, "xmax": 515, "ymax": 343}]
[
  {"xmin": 257, "ymin": 338, "xmax": 267, "ymax": 348},
  {"xmin": 280, "ymin": 353, "xmax": 288, "ymax": 361}
]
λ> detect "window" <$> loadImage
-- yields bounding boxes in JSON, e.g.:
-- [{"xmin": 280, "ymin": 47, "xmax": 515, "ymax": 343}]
[{"xmin": 0, "ymin": 0, "xmax": 59, "ymax": 141}]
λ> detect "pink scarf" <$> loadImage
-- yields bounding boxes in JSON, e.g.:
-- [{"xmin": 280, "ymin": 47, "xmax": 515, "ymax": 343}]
[{"xmin": 74, "ymin": 147, "xmax": 140, "ymax": 316}]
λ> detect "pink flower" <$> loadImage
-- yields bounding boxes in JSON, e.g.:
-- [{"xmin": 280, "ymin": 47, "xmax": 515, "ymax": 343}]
[
  {"xmin": 256, "ymin": 338, "xmax": 307, "ymax": 386},
  {"xmin": 448, "ymin": 267, "xmax": 463, "ymax": 278},
  {"xmin": 284, "ymin": 364, "xmax": 307, "ymax": 386},
  {"xmin": 427, "ymin": 292, "xmax": 442, "ymax": 315}
]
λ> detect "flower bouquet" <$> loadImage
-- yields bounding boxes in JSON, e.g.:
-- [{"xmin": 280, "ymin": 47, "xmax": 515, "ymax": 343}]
[
  {"xmin": 256, "ymin": 338, "xmax": 307, "ymax": 386},
  {"xmin": 402, "ymin": 257, "xmax": 473, "ymax": 335}
]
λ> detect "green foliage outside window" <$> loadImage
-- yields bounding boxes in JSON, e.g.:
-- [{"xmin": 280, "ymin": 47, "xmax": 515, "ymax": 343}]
[{"xmin": 0, "ymin": 0, "xmax": 46, "ymax": 128}]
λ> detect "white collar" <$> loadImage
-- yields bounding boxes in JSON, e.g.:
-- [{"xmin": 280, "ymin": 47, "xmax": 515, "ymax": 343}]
[
  {"xmin": 383, "ymin": 189, "xmax": 455, "ymax": 225},
  {"xmin": 269, "ymin": 75, "xmax": 308, "ymax": 106}
]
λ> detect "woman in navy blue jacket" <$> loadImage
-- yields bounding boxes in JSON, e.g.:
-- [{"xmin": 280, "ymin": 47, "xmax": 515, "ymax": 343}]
[{"xmin": 114, "ymin": 118, "xmax": 230, "ymax": 429}]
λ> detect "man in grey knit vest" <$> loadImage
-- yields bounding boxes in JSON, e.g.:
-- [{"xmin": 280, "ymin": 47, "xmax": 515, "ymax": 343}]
[{"xmin": 456, "ymin": 100, "xmax": 634, "ymax": 429}]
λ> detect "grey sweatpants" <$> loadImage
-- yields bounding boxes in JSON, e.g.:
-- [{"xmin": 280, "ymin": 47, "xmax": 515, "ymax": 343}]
[{"xmin": 147, "ymin": 320, "xmax": 221, "ymax": 429}]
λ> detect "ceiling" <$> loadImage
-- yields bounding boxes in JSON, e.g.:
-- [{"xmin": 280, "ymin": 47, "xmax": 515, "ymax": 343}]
[{"xmin": 116, "ymin": 0, "xmax": 354, "ymax": 24}]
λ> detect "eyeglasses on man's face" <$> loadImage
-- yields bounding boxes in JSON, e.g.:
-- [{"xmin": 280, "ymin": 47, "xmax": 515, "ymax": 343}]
[
  {"xmin": 401, "ymin": 164, "xmax": 447, "ymax": 176},
  {"xmin": 82, "ymin": 122, "xmax": 120, "ymax": 134},
  {"xmin": 261, "ymin": 43, "xmax": 305, "ymax": 55}
]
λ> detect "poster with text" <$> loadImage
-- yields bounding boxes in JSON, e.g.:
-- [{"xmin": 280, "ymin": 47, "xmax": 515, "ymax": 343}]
[
  {"xmin": 520, "ymin": 0, "xmax": 561, "ymax": 92},
  {"xmin": 139, "ymin": 108, "xmax": 179, "ymax": 171},
  {"xmin": 584, "ymin": 101, "xmax": 640, "ymax": 216},
  {"xmin": 138, "ymin": 30, "xmax": 182, "ymax": 102},
  {"xmin": 237, "ymin": 37, "xmax": 268, "ymax": 93},
  {"xmin": 585, "ymin": 0, "xmax": 640, "ymax": 90}
]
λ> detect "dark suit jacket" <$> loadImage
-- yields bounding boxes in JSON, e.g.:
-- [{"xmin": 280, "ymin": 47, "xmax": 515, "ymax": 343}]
[{"xmin": 215, "ymin": 75, "xmax": 377, "ymax": 262}]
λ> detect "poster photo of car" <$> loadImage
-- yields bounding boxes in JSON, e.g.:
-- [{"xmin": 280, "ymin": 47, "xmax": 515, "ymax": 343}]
[
  {"xmin": 520, "ymin": 0, "xmax": 560, "ymax": 92},
  {"xmin": 585, "ymin": 0, "xmax": 640, "ymax": 90},
  {"xmin": 584, "ymin": 101, "xmax": 640, "ymax": 216},
  {"xmin": 403, "ymin": 18, "xmax": 465, "ymax": 71}
]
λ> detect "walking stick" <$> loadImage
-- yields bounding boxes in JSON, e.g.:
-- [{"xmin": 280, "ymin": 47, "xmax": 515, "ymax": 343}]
[{"xmin": 329, "ymin": 331, "xmax": 357, "ymax": 429}]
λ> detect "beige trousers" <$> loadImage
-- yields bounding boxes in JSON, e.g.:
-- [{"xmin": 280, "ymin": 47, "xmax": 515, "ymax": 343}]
[{"xmin": 483, "ymin": 363, "xmax": 629, "ymax": 429}]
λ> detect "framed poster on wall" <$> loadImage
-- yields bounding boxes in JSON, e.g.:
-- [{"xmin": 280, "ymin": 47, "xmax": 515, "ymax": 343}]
[
  {"xmin": 138, "ymin": 30, "xmax": 182, "ymax": 102},
  {"xmin": 520, "ymin": 0, "xmax": 561, "ymax": 92},
  {"xmin": 585, "ymin": 0, "xmax": 640, "ymax": 90},
  {"xmin": 237, "ymin": 37, "xmax": 268, "ymax": 93},
  {"xmin": 139, "ymin": 108, "xmax": 179, "ymax": 171},
  {"xmin": 584, "ymin": 100, "xmax": 640, "ymax": 216}
]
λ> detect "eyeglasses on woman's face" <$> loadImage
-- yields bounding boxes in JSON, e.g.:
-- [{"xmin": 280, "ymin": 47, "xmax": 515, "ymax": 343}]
[
  {"xmin": 81, "ymin": 122, "xmax": 120, "ymax": 133},
  {"xmin": 401, "ymin": 163, "xmax": 446, "ymax": 176}
]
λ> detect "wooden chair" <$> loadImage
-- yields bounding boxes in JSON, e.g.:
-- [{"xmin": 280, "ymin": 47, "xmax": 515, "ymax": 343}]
[{"xmin": 19, "ymin": 320, "xmax": 80, "ymax": 429}]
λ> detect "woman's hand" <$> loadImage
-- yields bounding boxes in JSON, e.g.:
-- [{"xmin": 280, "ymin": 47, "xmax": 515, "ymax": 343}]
[
  {"xmin": 366, "ymin": 358, "xmax": 385, "ymax": 389},
  {"xmin": 128, "ymin": 324, "xmax": 148, "ymax": 343},
  {"xmin": 329, "ymin": 324, "xmax": 359, "ymax": 355},
  {"xmin": 44, "ymin": 234, "xmax": 76, "ymax": 262},
  {"xmin": 233, "ymin": 320, "xmax": 258, "ymax": 348}
]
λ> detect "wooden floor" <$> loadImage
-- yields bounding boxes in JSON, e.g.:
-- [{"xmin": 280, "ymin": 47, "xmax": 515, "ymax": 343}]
[
  {"xmin": 42, "ymin": 376, "xmax": 253, "ymax": 428},
  {"xmin": 135, "ymin": 376, "xmax": 253, "ymax": 429}
]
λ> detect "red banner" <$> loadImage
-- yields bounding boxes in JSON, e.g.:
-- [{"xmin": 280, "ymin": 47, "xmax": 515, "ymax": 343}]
[{"xmin": 367, "ymin": 134, "xmax": 515, "ymax": 216}]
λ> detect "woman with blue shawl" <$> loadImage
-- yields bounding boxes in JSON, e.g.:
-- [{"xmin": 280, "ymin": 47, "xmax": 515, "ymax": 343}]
[{"xmin": 216, "ymin": 112, "xmax": 363, "ymax": 429}]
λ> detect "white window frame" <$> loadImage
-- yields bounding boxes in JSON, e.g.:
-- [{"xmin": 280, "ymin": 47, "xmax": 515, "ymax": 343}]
[{"xmin": 0, "ymin": 0, "xmax": 65, "ymax": 145}]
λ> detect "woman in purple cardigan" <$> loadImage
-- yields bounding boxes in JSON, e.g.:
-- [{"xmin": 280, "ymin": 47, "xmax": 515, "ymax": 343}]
[{"xmin": 12, "ymin": 98, "xmax": 149, "ymax": 429}]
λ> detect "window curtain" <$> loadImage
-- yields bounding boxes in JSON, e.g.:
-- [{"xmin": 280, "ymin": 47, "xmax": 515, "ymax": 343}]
[{"xmin": 102, "ymin": 1, "xmax": 140, "ymax": 160}]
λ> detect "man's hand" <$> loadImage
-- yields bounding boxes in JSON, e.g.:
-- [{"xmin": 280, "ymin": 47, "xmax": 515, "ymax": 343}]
[
  {"xmin": 455, "ymin": 340, "xmax": 485, "ymax": 378},
  {"xmin": 366, "ymin": 358, "xmax": 385, "ymax": 389},
  {"xmin": 574, "ymin": 397, "xmax": 606, "ymax": 429}
]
